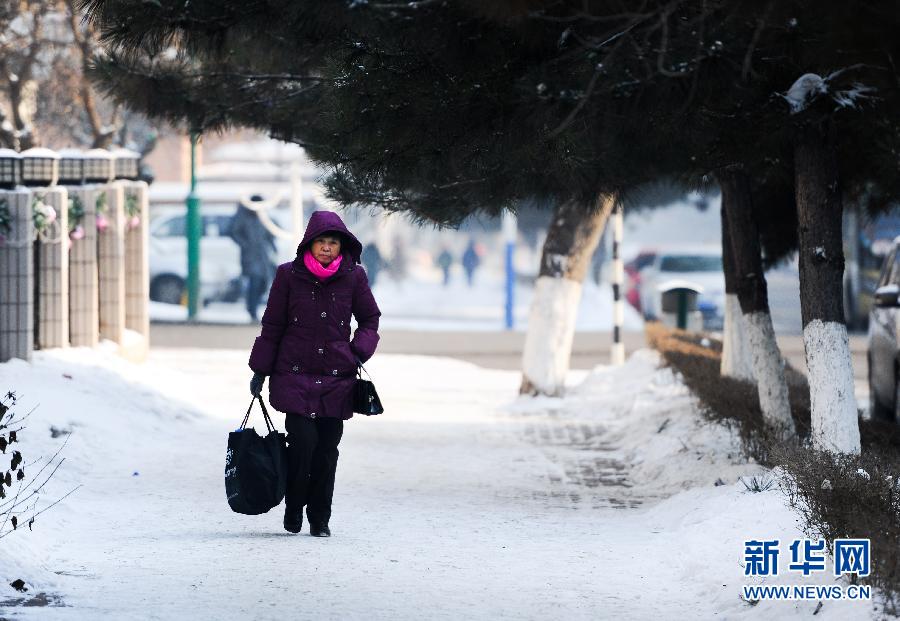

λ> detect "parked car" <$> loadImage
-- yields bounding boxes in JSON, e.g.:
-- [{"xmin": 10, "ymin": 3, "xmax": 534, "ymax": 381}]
[
  {"xmin": 639, "ymin": 247, "xmax": 725, "ymax": 330},
  {"xmin": 867, "ymin": 237, "xmax": 900, "ymax": 420},
  {"xmin": 149, "ymin": 205, "xmax": 293, "ymax": 305},
  {"xmin": 624, "ymin": 249, "xmax": 657, "ymax": 312},
  {"xmin": 844, "ymin": 209, "xmax": 900, "ymax": 332}
]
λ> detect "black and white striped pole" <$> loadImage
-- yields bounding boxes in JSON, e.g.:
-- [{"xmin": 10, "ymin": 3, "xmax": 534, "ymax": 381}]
[{"xmin": 611, "ymin": 201, "xmax": 625, "ymax": 365}]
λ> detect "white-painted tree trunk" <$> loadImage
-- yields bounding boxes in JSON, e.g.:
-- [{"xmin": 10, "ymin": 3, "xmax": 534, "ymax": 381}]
[
  {"xmin": 521, "ymin": 276, "xmax": 582, "ymax": 397},
  {"xmin": 804, "ymin": 320, "xmax": 860, "ymax": 454},
  {"xmin": 745, "ymin": 311, "xmax": 794, "ymax": 435},
  {"xmin": 520, "ymin": 196, "xmax": 612, "ymax": 397},
  {"xmin": 720, "ymin": 294, "xmax": 754, "ymax": 380}
]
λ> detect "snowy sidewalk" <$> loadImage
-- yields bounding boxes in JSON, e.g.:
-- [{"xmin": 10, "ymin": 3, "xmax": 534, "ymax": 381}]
[{"xmin": 0, "ymin": 349, "xmax": 876, "ymax": 620}]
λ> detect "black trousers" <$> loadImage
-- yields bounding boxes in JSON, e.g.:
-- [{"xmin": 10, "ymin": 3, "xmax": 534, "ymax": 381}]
[{"xmin": 284, "ymin": 415, "xmax": 344, "ymax": 525}]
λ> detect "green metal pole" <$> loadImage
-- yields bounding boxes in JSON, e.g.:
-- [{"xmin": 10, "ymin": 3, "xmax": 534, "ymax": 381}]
[{"xmin": 186, "ymin": 132, "xmax": 202, "ymax": 319}]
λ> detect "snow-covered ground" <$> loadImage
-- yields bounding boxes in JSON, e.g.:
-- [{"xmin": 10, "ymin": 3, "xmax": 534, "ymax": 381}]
[
  {"xmin": 0, "ymin": 347, "xmax": 876, "ymax": 619},
  {"xmin": 150, "ymin": 272, "xmax": 645, "ymax": 332}
]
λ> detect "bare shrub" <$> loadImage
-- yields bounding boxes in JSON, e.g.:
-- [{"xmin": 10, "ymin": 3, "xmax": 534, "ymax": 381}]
[
  {"xmin": 647, "ymin": 323, "xmax": 900, "ymax": 610},
  {"xmin": 0, "ymin": 391, "xmax": 76, "ymax": 540}
]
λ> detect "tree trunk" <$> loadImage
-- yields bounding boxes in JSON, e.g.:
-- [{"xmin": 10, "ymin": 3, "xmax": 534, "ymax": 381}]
[
  {"xmin": 719, "ymin": 169, "xmax": 795, "ymax": 437},
  {"xmin": 795, "ymin": 126, "xmax": 860, "ymax": 454},
  {"xmin": 520, "ymin": 195, "xmax": 614, "ymax": 396},
  {"xmin": 720, "ymin": 202, "xmax": 754, "ymax": 381}
]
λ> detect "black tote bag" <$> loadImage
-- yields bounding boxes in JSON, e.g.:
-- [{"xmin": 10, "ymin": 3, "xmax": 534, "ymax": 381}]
[
  {"xmin": 225, "ymin": 396, "xmax": 288, "ymax": 515},
  {"xmin": 353, "ymin": 364, "xmax": 384, "ymax": 416}
]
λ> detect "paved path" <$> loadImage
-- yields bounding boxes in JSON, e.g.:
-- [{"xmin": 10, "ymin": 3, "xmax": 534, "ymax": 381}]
[
  {"xmin": 0, "ymin": 352, "xmax": 668, "ymax": 619},
  {"xmin": 149, "ymin": 324, "xmax": 650, "ymax": 369}
]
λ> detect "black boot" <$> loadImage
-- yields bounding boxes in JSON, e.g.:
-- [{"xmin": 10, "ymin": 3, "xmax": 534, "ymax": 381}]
[
  {"xmin": 284, "ymin": 506, "xmax": 303, "ymax": 534},
  {"xmin": 309, "ymin": 522, "xmax": 331, "ymax": 537}
]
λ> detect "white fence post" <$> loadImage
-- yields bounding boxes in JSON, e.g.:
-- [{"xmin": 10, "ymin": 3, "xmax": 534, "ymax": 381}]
[
  {"xmin": 98, "ymin": 183, "xmax": 126, "ymax": 344},
  {"xmin": 0, "ymin": 190, "xmax": 34, "ymax": 362},
  {"xmin": 124, "ymin": 181, "xmax": 150, "ymax": 359},
  {"xmin": 34, "ymin": 187, "xmax": 69, "ymax": 349},
  {"xmin": 68, "ymin": 186, "xmax": 100, "ymax": 348}
]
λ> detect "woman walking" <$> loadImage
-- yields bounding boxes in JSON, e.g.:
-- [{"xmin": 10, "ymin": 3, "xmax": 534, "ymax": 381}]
[{"xmin": 248, "ymin": 211, "xmax": 381, "ymax": 536}]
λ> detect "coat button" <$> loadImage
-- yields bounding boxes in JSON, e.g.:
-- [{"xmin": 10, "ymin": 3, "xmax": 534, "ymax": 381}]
[
  {"xmin": 310, "ymin": 412, "xmax": 317, "ymax": 418},
  {"xmin": 321, "ymin": 311, "xmax": 327, "ymax": 318},
  {"xmin": 340, "ymin": 321, "xmax": 344, "ymax": 326},
  {"xmin": 292, "ymin": 365, "xmax": 299, "ymax": 372},
  {"xmin": 315, "ymin": 379, "xmax": 322, "ymax": 384},
  {"xmin": 293, "ymin": 317, "xmax": 298, "ymax": 323},
  {"xmin": 332, "ymin": 369, "xmax": 338, "ymax": 375},
  {"xmin": 318, "ymin": 348, "xmax": 324, "ymax": 354}
]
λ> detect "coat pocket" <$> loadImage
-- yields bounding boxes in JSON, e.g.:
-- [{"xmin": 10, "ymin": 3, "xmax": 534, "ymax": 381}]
[{"xmin": 329, "ymin": 340, "xmax": 357, "ymax": 374}]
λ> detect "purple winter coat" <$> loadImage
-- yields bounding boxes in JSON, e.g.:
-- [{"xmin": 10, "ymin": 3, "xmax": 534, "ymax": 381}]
[{"xmin": 248, "ymin": 211, "xmax": 381, "ymax": 419}]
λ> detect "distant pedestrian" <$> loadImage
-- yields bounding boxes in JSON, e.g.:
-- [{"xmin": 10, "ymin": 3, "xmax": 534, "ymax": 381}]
[
  {"xmin": 388, "ymin": 234, "xmax": 408, "ymax": 282},
  {"xmin": 229, "ymin": 197, "xmax": 277, "ymax": 321},
  {"xmin": 361, "ymin": 242, "xmax": 385, "ymax": 287},
  {"xmin": 436, "ymin": 248, "xmax": 453, "ymax": 286},
  {"xmin": 248, "ymin": 211, "xmax": 381, "ymax": 537},
  {"xmin": 462, "ymin": 239, "xmax": 481, "ymax": 287}
]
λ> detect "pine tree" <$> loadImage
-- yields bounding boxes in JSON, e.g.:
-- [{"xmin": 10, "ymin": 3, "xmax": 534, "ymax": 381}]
[
  {"xmin": 82, "ymin": 1, "xmax": 900, "ymax": 445},
  {"xmin": 83, "ymin": 0, "xmax": 713, "ymax": 397}
]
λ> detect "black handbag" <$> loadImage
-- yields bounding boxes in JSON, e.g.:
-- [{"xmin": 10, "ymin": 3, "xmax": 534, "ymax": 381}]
[
  {"xmin": 225, "ymin": 396, "xmax": 288, "ymax": 515},
  {"xmin": 353, "ymin": 364, "xmax": 384, "ymax": 415}
]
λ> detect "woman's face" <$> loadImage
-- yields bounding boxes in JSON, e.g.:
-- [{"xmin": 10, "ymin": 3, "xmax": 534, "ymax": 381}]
[{"xmin": 311, "ymin": 235, "xmax": 342, "ymax": 265}]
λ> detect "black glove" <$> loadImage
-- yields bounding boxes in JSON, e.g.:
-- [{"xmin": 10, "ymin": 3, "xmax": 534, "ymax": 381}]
[{"xmin": 250, "ymin": 373, "xmax": 266, "ymax": 397}]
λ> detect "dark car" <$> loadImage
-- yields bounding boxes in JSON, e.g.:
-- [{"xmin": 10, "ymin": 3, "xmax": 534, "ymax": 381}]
[{"xmin": 867, "ymin": 239, "xmax": 900, "ymax": 420}]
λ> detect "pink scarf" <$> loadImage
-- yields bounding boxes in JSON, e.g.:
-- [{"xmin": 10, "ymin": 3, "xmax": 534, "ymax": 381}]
[{"xmin": 303, "ymin": 249, "xmax": 343, "ymax": 280}]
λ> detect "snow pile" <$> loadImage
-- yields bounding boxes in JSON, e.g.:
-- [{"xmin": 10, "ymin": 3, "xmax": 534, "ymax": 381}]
[
  {"xmin": 506, "ymin": 350, "xmax": 876, "ymax": 618},
  {"xmin": 0, "ymin": 346, "xmax": 206, "ymax": 603},
  {"xmin": 508, "ymin": 349, "xmax": 754, "ymax": 503}
]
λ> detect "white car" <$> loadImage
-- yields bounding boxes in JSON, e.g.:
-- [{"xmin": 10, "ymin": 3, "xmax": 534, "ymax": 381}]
[
  {"xmin": 639, "ymin": 247, "xmax": 725, "ymax": 329},
  {"xmin": 149, "ymin": 205, "xmax": 294, "ymax": 305}
]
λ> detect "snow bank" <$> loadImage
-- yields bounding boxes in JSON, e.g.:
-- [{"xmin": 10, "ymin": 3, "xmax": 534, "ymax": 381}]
[
  {"xmin": 508, "ymin": 349, "xmax": 754, "ymax": 502},
  {"xmin": 0, "ymin": 348, "xmax": 206, "ymax": 602},
  {"xmin": 506, "ymin": 350, "xmax": 874, "ymax": 618}
]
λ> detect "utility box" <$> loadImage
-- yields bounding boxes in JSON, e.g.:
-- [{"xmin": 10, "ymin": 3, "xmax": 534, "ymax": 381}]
[{"xmin": 658, "ymin": 281, "xmax": 704, "ymax": 331}]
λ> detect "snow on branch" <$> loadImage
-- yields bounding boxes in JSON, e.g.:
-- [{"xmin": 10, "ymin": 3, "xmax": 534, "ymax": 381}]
[
  {"xmin": 783, "ymin": 73, "xmax": 828, "ymax": 113},
  {"xmin": 782, "ymin": 67, "xmax": 877, "ymax": 114}
]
